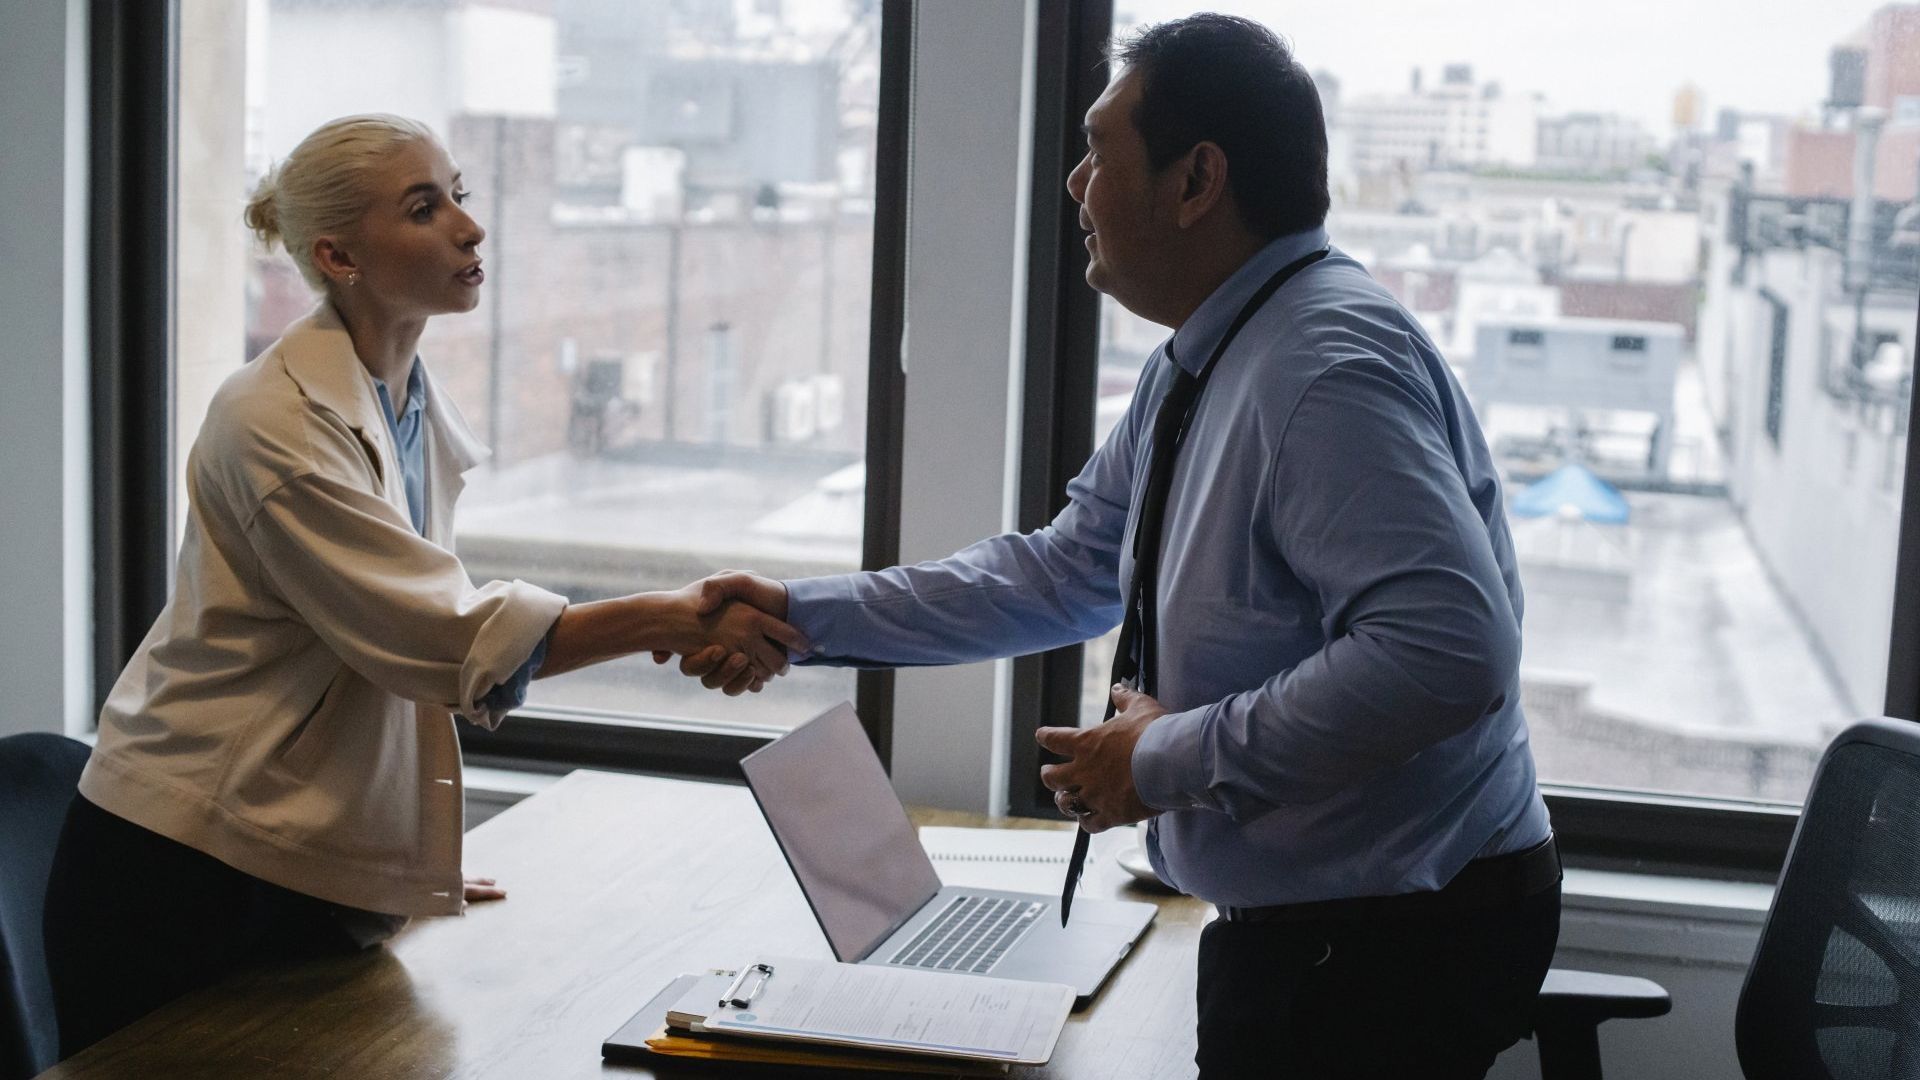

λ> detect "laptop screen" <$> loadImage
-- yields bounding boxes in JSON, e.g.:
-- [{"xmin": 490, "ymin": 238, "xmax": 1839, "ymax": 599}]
[{"xmin": 739, "ymin": 702, "xmax": 945, "ymax": 963}]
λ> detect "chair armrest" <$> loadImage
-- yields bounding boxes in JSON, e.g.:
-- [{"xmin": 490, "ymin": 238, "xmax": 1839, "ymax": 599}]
[{"xmin": 1537, "ymin": 968, "xmax": 1672, "ymax": 1025}]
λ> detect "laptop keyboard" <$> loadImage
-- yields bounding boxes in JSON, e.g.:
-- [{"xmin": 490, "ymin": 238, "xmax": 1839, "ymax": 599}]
[{"xmin": 886, "ymin": 894, "xmax": 1045, "ymax": 974}]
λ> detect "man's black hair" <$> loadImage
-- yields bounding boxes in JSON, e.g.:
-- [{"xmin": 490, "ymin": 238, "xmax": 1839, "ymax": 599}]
[{"xmin": 1111, "ymin": 13, "xmax": 1330, "ymax": 237}]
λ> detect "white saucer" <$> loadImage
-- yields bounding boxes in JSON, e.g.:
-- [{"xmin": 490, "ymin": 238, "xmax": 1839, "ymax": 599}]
[{"xmin": 1115, "ymin": 843, "xmax": 1176, "ymax": 891}]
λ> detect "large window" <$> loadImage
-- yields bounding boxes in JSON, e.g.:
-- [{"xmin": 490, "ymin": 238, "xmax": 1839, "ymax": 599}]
[
  {"xmin": 176, "ymin": 0, "xmax": 887, "ymax": 732},
  {"xmin": 1062, "ymin": 0, "xmax": 1920, "ymax": 808}
]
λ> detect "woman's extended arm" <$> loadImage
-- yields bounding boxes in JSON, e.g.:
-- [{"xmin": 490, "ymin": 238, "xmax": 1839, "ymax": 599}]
[{"xmin": 537, "ymin": 584, "xmax": 808, "ymax": 680}]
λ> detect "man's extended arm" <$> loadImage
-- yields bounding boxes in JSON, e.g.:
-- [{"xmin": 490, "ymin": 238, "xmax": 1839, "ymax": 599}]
[{"xmin": 688, "ymin": 366, "xmax": 1153, "ymax": 674}]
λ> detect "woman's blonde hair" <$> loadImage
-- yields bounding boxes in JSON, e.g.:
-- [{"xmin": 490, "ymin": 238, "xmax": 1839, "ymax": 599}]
[{"xmin": 243, "ymin": 113, "xmax": 441, "ymax": 289}]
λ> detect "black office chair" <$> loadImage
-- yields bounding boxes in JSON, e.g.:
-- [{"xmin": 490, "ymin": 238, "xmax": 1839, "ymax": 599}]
[
  {"xmin": 1533, "ymin": 718, "xmax": 1920, "ymax": 1079},
  {"xmin": 0, "ymin": 733, "xmax": 89, "ymax": 1080},
  {"xmin": 1736, "ymin": 717, "xmax": 1920, "ymax": 1079}
]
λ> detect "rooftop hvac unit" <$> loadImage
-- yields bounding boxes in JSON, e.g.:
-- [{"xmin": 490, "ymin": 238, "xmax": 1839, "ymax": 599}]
[
  {"xmin": 812, "ymin": 374, "xmax": 845, "ymax": 433},
  {"xmin": 770, "ymin": 379, "xmax": 819, "ymax": 443}
]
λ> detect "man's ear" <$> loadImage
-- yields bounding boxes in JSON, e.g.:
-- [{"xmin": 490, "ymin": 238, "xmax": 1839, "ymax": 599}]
[{"xmin": 1175, "ymin": 141, "xmax": 1230, "ymax": 229}]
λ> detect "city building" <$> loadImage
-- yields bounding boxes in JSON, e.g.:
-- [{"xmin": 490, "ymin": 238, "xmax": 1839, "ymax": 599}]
[
  {"xmin": 1341, "ymin": 63, "xmax": 1539, "ymax": 175},
  {"xmin": 1536, "ymin": 111, "xmax": 1656, "ymax": 176}
]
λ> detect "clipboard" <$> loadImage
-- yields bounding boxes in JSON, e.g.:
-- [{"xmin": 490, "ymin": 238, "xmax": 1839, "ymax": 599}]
[
  {"xmin": 680, "ymin": 956, "xmax": 1074, "ymax": 1067},
  {"xmin": 602, "ymin": 972, "xmax": 1010, "ymax": 1076}
]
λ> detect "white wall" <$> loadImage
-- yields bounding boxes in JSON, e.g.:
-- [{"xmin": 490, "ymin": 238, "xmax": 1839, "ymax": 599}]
[
  {"xmin": 886, "ymin": 0, "xmax": 1035, "ymax": 813},
  {"xmin": 177, "ymin": 0, "xmax": 252, "ymax": 543},
  {"xmin": 0, "ymin": 0, "xmax": 92, "ymax": 738}
]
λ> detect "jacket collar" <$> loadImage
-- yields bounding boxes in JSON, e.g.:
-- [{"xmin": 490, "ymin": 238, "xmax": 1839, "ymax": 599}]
[
  {"xmin": 277, "ymin": 301, "xmax": 384, "ymax": 434},
  {"xmin": 276, "ymin": 301, "xmax": 489, "ymax": 475}
]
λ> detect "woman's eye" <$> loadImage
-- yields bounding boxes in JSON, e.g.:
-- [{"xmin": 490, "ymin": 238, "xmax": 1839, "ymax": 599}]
[
  {"xmin": 411, "ymin": 202, "xmax": 433, "ymax": 221},
  {"xmin": 453, "ymin": 190, "xmax": 471, "ymax": 205}
]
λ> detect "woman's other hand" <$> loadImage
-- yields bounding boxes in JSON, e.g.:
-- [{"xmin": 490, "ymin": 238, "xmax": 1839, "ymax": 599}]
[{"xmin": 462, "ymin": 875, "xmax": 506, "ymax": 910}]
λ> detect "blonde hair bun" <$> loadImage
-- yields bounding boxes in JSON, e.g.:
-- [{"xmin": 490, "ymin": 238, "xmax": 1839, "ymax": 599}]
[
  {"xmin": 243, "ymin": 114, "xmax": 440, "ymax": 289},
  {"xmin": 243, "ymin": 167, "xmax": 283, "ymax": 249}
]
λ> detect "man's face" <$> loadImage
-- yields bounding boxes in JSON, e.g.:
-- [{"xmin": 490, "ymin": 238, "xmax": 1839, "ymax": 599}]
[{"xmin": 1066, "ymin": 68, "xmax": 1173, "ymax": 312}]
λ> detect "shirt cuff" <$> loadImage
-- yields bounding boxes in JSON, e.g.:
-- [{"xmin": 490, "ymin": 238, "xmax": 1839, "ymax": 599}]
[
  {"xmin": 477, "ymin": 633, "xmax": 550, "ymax": 718},
  {"xmin": 1131, "ymin": 702, "xmax": 1220, "ymax": 813},
  {"xmin": 782, "ymin": 574, "xmax": 856, "ymax": 663}
]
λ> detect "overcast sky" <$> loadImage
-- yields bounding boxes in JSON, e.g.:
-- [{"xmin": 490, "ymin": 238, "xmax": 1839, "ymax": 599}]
[{"xmin": 1116, "ymin": 1, "xmax": 1897, "ymax": 133}]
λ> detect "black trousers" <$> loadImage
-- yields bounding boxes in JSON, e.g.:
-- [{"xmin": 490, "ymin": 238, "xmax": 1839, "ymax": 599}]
[
  {"xmin": 40, "ymin": 794, "xmax": 359, "ymax": 1060},
  {"xmin": 1195, "ymin": 882, "xmax": 1561, "ymax": 1079}
]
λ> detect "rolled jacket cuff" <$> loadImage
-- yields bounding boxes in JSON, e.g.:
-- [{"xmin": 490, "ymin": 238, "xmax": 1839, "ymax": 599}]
[{"xmin": 457, "ymin": 580, "xmax": 568, "ymax": 729}]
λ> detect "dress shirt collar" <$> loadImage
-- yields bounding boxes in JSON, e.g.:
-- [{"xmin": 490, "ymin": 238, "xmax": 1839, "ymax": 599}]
[
  {"xmin": 1166, "ymin": 225, "xmax": 1329, "ymax": 375},
  {"xmin": 375, "ymin": 359, "xmax": 427, "ymax": 431}
]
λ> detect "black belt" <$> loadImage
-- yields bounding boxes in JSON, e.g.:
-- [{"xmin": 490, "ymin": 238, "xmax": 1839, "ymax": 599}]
[{"xmin": 1219, "ymin": 836, "xmax": 1561, "ymax": 924}]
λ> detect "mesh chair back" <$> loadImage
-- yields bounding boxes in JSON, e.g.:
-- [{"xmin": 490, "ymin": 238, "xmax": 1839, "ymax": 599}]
[
  {"xmin": 0, "ymin": 733, "xmax": 88, "ymax": 1080},
  {"xmin": 1737, "ymin": 719, "xmax": 1920, "ymax": 1080}
]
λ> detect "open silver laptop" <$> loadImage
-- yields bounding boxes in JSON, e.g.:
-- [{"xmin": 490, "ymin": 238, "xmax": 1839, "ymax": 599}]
[{"xmin": 739, "ymin": 702, "xmax": 1156, "ymax": 1006}]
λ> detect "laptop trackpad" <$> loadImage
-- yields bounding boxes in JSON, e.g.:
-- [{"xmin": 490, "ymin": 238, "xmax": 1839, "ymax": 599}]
[{"xmin": 990, "ymin": 916, "xmax": 1137, "ymax": 993}]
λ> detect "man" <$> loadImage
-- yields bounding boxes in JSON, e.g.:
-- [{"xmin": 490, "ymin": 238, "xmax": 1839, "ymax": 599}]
[{"xmin": 677, "ymin": 14, "xmax": 1558, "ymax": 1078}]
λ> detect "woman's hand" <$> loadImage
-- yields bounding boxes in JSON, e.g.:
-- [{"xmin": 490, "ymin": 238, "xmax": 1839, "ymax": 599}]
[
  {"xmin": 661, "ymin": 582, "xmax": 808, "ymax": 685},
  {"xmin": 652, "ymin": 572, "xmax": 801, "ymax": 695},
  {"xmin": 539, "ymin": 584, "xmax": 806, "ymax": 688},
  {"xmin": 462, "ymin": 875, "xmax": 506, "ymax": 909}
]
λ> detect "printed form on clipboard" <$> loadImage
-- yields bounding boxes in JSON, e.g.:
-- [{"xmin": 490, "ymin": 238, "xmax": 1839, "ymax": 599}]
[{"xmin": 685, "ymin": 956, "xmax": 1074, "ymax": 1066}]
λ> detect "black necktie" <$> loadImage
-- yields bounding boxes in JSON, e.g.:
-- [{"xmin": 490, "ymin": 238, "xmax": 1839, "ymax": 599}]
[
  {"xmin": 1055, "ymin": 356, "xmax": 1194, "ymax": 926},
  {"xmin": 1057, "ymin": 247, "xmax": 1328, "ymax": 927}
]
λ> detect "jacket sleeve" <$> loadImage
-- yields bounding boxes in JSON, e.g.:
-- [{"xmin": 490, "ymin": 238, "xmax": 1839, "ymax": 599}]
[
  {"xmin": 245, "ymin": 468, "xmax": 566, "ymax": 730},
  {"xmin": 1131, "ymin": 355, "xmax": 1521, "ymax": 819}
]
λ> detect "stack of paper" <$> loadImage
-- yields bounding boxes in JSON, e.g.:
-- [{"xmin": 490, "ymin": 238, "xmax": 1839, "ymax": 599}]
[{"xmin": 919, "ymin": 825, "xmax": 1081, "ymax": 894}]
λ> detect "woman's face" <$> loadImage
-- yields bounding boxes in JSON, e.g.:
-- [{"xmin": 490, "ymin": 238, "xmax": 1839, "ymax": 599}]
[{"xmin": 321, "ymin": 139, "xmax": 486, "ymax": 318}]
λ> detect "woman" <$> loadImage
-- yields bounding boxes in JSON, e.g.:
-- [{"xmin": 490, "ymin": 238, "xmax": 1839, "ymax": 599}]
[{"xmin": 42, "ymin": 114, "xmax": 802, "ymax": 1058}]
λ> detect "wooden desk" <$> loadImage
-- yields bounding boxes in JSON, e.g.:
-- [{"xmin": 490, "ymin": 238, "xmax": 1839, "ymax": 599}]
[{"xmin": 38, "ymin": 770, "xmax": 1207, "ymax": 1079}]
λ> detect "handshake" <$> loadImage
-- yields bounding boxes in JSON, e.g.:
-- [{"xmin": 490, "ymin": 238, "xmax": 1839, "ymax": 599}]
[{"xmin": 648, "ymin": 570, "xmax": 804, "ymax": 696}]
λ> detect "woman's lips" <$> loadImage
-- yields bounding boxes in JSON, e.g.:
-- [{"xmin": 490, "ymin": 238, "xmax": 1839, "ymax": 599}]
[{"xmin": 456, "ymin": 264, "xmax": 484, "ymax": 286}]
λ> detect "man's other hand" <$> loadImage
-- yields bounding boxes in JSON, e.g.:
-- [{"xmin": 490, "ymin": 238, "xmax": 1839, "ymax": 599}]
[{"xmin": 1035, "ymin": 684, "xmax": 1165, "ymax": 833}]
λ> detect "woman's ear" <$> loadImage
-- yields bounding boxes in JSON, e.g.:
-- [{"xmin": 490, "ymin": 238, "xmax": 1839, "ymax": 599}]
[{"xmin": 312, "ymin": 236, "xmax": 360, "ymax": 288}]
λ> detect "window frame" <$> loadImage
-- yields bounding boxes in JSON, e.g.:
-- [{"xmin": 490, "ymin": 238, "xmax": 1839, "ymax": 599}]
[
  {"xmin": 98, "ymin": 0, "xmax": 913, "ymax": 778},
  {"xmin": 1003, "ymin": 0, "xmax": 1920, "ymax": 878},
  {"xmin": 90, "ymin": 0, "xmax": 176, "ymax": 714}
]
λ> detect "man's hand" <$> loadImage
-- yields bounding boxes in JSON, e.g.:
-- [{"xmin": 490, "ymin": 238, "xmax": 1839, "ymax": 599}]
[
  {"xmin": 652, "ymin": 571, "xmax": 799, "ymax": 695},
  {"xmin": 1034, "ymin": 684, "xmax": 1166, "ymax": 833}
]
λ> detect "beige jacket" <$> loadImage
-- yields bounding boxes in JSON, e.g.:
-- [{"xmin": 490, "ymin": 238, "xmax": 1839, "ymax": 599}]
[{"xmin": 82, "ymin": 302, "xmax": 567, "ymax": 919}]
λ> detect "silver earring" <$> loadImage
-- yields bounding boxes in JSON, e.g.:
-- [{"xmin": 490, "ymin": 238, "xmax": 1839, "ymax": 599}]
[{"xmin": 346, "ymin": 272, "xmax": 360, "ymax": 286}]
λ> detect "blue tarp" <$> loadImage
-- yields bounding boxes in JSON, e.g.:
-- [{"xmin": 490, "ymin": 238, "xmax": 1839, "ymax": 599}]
[{"xmin": 1511, "ymin": 463, "xmax": 1630, "ymax": 525}]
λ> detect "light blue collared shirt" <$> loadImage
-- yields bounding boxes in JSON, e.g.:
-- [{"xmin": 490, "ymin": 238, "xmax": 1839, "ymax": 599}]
[
  {"xmin": 375, "ymin": 361, "xmax": 546, "ymax": 713},
  {"xmin": 783, "ymin": 227, "xmax": 1551, "ymax": 908}
]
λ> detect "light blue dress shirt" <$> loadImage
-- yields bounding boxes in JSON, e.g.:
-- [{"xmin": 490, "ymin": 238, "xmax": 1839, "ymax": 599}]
[
  {"xmin": 375, "ymin": 361, "xmax": 547, "ymax": 713},
  {"xmin": 783, "ymin": 227, "xmax": 1551, "ymax": 908}
]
